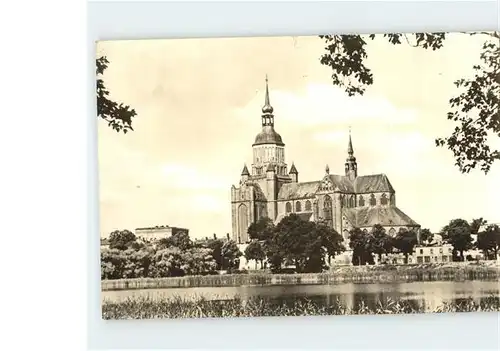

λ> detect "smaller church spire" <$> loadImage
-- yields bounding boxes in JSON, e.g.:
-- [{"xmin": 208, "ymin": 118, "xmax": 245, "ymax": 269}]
[
  {"xmin": 345, "ymin": 129, "xmax": 358, "ymax": 180},
  {"xmin": 241, "ymin": 164, "xmax": 250, "ymax": 176},
  {"xmin": 347, "ymin": 127, "xmax": 354, "ymax": 155},
  {"xmin": 325, "ymin": 164, "xmax": 330, "ymax": 175},
  {"xmin": 289, "ymin": 162, "xmax": 298, "ymax": 174}
]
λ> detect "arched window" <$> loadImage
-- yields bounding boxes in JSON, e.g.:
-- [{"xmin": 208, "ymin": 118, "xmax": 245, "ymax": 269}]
[
  {"xmin": 389, "ymin": 228, "xmax": 396, "ymax": 237},
  {"xmin": 390, "ymin": 193, "xmax": 395, "ymax": 205},
  {"xmin": 305, "ymin": 200, "xmax": 312, "ymax": 212},
  {"xmin": 238, "ymin": 204, "xmax": 249, "ymax": 243},
  {"xmin": 380, "ymin": 193, "xmax": 388, "ymax": 205},
  {"xmin": 350, "ymin": 195, "xmax": 355, "ymax": 208},
  {"xmin": 369, "ymin": 194, "xmax": 376, "ymax": 206},
  {"xmin": 323, "ymin": 195, "xmax": 332, "ymax": 227},
  {"xmin": 358, "ymin": 195, "xmax": 365, "ymax": 207},
  {"xmin": 295, "ymin": 201, "xmax": 302, "ymax": 212},
  {"xmin": 285, "ymin": 202, "xmax": 292, "ymax": 213}
]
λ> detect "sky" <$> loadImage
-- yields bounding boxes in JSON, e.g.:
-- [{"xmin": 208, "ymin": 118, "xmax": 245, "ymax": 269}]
[{"xmin": 97, "ymin": 33, "xmax": 500, "ymax": 239}]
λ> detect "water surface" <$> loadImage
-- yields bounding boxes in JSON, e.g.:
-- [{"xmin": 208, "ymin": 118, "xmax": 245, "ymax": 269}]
[{"xmin": 102, "ymin": 280, "xmax": 499, "ymax": 312}]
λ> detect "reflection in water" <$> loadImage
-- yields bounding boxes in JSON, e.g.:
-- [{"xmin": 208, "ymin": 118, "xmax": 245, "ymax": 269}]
[{"xmin": 102, "ymin": 280, "xmax": 499, "ymax": 312}]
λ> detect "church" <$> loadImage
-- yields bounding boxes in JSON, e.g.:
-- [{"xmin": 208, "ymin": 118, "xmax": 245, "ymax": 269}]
[{"xmin": 230, "ymin": 78, "xmax": 420, "ymax": 245}]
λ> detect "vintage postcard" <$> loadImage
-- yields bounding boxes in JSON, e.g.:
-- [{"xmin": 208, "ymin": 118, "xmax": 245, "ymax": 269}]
[{"xmin": 97, "ymin": 32, "xmax": 500, "ymax": 320}]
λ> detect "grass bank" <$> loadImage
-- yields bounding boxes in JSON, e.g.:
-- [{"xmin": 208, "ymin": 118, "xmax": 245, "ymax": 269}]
[
  {"xmin": 102, "ymin": 295, "xmax": 500, "ymax": 320},
  {"xmin": 101, "ymin": 262, "xmax": 500, "ymax": 291}
]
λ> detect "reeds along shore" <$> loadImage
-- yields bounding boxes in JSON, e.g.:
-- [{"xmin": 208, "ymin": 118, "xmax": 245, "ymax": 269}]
[
  {"xmin": 101, "ymin": 295, "xmax": 500, "ymax": 320},
  {"xmin": 101, "ymin": 263, "xmax": 500, "ymax": 291}
]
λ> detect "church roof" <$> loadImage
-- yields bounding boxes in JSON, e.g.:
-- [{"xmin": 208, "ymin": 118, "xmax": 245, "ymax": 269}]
[
  {"xmin": 277, "ymin": 173, "xmax": 395, "ymax": 200},
  {"xmin": 253, "ymin": 126, "xmax": 284, "ymax": 146},
  {"xmin": 354, "ymin": 174, "xmax": 394, "ymax": 193},
  {"xmin": 328, "ymin": 174, "xmax": 355, "ymax": 192},
  {"xmin": 278, "ymin": 181, "xmax": 320, "ymax": 200},
  {"xmin": 289, "ymin": 163, "xmax": 298, "ymax": 174},
  {"xmin": 343, "ymin": 206, "xmax": 419, "ymax": 228}
]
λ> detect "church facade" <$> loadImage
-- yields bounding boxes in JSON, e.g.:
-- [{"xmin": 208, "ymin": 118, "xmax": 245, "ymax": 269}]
[{"xmin": 230, "ymin": 79, "xmax": 420, "ymax": 245}]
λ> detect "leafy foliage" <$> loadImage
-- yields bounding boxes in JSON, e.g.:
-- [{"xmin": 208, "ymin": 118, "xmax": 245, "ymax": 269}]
[
  {"xmin": 369, "ymin": 224, "xmax": 394, "ymax": 261},
  {"xmin": 221, "ymin": 240, "xmax": 243, "ymax": 271},
  {"xmin": 158, "ymin": 230, "xmax": 192, "ymax": 251},
  {"xmin": 108, "ymin": 230, "xmax": 137, "ymax": 250},
  {"xmin": 476, "ymin": 224, "xmax": 500, "ymax": 260},
  {"xmin": 470, "ymin": 218, "xmax": 488, "ymax": 234},
  {"xmin": 244, "ymin": 240, "xmax": 266, "ymax": 269},
  {"xmin": 319, "ymin": 31, "xmax": 500, "ymax": 173},
  {"xmin": 420, "ymin": 228, "xmax": 433, "ymax": 245},
  {"xmin": 96, "ymin": 56, "xmax": 137, "ymax": 133},
  {"xmin": 348, "ymin": 227, "xmax": 374, "ymax": 266},
  {"xmin": 436, "ymin": 35, "xmax": 500, "ymax": 174},
  {"xmin": 267, "ymin": 214, "xmax": 345, "ymax": 273},
  {"xmin": 392, "ymin": 228, "xmax": 418, "ymax": 264},
  {"xmin": 247, "ymin": 217, "xmax": 275, "ymax": 241},
  {"xmin": 441, "ymin": 219, "xmax": 474, "ymax": 261}
]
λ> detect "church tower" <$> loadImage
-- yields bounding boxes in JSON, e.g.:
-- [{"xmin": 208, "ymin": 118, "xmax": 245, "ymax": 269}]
[
  {"xmin": 345, "ymin": 129, "xmax": 358, "ymax": 181},
  {"xmin": 231, "ymin": 77, "xmax": 292, "ymax": 243},
  {"xmin": 251, "ymin": 75, "xmax": 289, "ymax": 178}
]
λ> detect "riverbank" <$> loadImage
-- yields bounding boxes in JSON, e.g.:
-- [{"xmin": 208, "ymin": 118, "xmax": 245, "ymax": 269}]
[
  {"xmin": 102, "ymin": 295, "xmax": 500, "ymax": 319},
  {"xmin": 101, "ymin": 262, "xmax": 500, "ymax": 291}
]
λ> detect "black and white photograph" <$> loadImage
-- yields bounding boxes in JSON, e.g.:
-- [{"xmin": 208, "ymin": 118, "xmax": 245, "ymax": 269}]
[{"xmin": 97, "ymin": 32, "xmax": 500, "ymax": 320}]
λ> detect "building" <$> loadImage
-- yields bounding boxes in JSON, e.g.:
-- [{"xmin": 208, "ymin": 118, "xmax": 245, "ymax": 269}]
[
  {"xmin": 230, "ymin": 78, "xmax": 420, "ymax": 245},
  {"xmin": 135, "ymin": 225, "xmax": 189, "ymax": 241}
]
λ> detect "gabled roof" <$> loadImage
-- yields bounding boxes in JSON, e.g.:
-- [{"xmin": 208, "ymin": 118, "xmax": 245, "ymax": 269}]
[
  {"xmin": 278, "ymin": 181, "xmax": 319, "ymax": 200},
  {"xmin": 327, "ymin": 174, "xmax": 355, "ymax": 192},
  {"xmin": 343, "ymin": 206, "xmax": 419, "ymax": 228},
  {"xmin": 354, "ymin": 174, "xmax": 394, "ymax": 193}
]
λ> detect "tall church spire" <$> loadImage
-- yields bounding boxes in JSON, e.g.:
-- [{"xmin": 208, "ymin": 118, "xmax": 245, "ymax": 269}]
[
  {"xmin": 261, "ymin": 75, "xmax": 274, "ymax": 127},
  {"xmin": 345, "ymin": 128, "xmax": 358, "ymax": 180}
]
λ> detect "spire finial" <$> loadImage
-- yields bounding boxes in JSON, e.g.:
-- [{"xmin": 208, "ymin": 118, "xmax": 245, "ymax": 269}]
[
  {"xmin": 262, "ymin": 75, "xmax": 274, "ymax": 116},
  {"xmin": 325, "ymin": 164, "xmax": 330, "ymax": 175}
]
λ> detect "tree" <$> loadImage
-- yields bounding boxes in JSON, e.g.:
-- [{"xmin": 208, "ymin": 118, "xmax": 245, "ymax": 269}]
[
  {"xmin": 393, "ymin": 228, "xmax": 418, "ymax": 264},
  {"xmin": 108, "ymin": 229, "xmax": 137, "ymax": 250},
  {"xmin": 96, "ymin": 56, "xmax": 137, "ymax": 133},
  {"xmin": 476, "ymin": 224, "xmax": 500, "ymax": 260},
  {"xmin": 158, "ymin": 231, "xmax": 192, "ymax": 251},
  {"xmin": 441, "ymin": 219, "xmax": 474, "ymax": 261},
  {"xmin": 221, "ymin": 240, "xmax": 242, "ymax": 271},
  {"xmin": 244, "ymin": 240, "xmax": 266, "ymax": 269},
  {"xmin": 348, "ymin": 227, "xmax": 374, "ymax": 266},
  {"xmin": 319, "ymin": 32, "xmax": 500, "ymax": 174},
  {"xmin": 420, "ymin": 228, "xmax": 433, "ymax": 246},
  {"xmin": 271, "ymin": 214, "xmax": 345, "ymax": 272},
  {"xmin": 370, "ymin": 224, "xmax": 393, "ymax": 262},
  {"xmin": 470, "ymin": 218, "xmax": 488, "ymax": 234},
  {"xmin": 247, "ymin": 217, "xmax": 275, "ymax": 241}
]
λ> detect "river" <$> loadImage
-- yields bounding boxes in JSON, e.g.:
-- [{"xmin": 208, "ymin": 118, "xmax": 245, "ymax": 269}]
[{"xmin": 102, "ymin": 280, "xmax": 499, "ymax": 312}]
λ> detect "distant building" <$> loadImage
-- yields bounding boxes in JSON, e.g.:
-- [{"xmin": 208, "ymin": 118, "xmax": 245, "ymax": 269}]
[
  {"xmin": 135, "ymin": 225, "xmax": 189, "ymax": 241},
  {"xmin": 230, "ymin": 78, "xmax": 420, "ymax": 245},
  {"xmin": 413, "ymin": 244, "xmax": 455, "ymax": 264}
]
